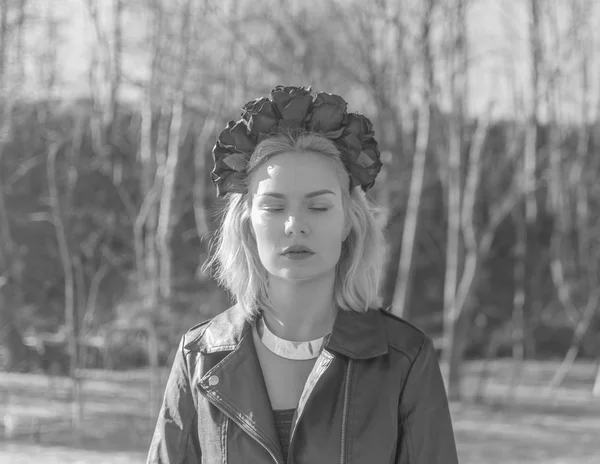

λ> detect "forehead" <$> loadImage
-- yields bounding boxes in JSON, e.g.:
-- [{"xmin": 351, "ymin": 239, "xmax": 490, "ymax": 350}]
[{"xmin": 250, "ymin": 151, "xmax": 342, "ymax": 196}]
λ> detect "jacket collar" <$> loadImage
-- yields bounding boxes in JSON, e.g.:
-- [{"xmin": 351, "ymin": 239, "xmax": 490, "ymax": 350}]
[
  {"xmin": 184, "ymin": 303, "xmax": 250, "ymax": 353},
  {"xmin": 185, "ymin": 304, "xmax": 388, "ymax": 359},
  {"xmin": 326, "ymin": 308, "xmax": 389, "ymax": 359}
]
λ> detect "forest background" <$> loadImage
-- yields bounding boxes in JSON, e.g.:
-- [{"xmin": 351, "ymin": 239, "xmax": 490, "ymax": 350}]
[{"xmin": 1, "ymin": 0, "xmax": 600, "ymax": 462}]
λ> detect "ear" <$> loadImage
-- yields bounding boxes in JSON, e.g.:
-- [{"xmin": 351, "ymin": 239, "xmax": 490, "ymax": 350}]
[
  {"xmin": 248, "ymin": 217, "xmax": 256, "ymax": 238},
  {"xmin": 343, "ymin": 220, "xmax": 351, "ymax": 241}
]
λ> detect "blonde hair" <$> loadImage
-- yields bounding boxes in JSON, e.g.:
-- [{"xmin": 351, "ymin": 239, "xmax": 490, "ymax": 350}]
[{"xmin": 204, "ymin": 132, "xmax": 386, "ymax": 318}]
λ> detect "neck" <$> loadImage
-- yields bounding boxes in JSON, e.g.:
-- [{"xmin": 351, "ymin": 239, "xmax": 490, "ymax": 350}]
[{"xmin": 263, "ymin": 272, "xmax": 337, "ymax": 342}]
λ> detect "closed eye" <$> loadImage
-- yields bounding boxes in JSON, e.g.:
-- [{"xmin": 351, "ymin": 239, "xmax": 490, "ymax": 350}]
[{"xmin": 309, "ymin": 207, "xmax": 330, "ymax": 212}]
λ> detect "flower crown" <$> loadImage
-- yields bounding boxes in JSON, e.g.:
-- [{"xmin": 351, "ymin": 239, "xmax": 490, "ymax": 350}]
[{"xmin": 211, "ymin": 85, "xmax": 382, "ymax": 197}]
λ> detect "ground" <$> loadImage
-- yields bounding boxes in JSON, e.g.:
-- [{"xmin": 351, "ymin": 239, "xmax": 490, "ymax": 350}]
[{"xmin": 0, "ymin": 360, "xmax": 598, "ymax": 463}]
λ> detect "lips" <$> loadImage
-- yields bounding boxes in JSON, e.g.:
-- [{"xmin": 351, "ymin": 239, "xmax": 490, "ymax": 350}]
[{"xmin": 281, "ymin": 245, "xmax": 315, "ymax": 256}]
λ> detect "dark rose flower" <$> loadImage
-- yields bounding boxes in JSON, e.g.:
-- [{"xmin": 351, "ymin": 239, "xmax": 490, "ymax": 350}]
[
  {"xmin": 337, "ymin": 133, "xmax": 361, "ymax": 159},
  {"xmin": 359, "ymin": 138, "xmax": 380, "ymax": 167},
  {"xmin": 337, "ymin": 134, "xmax": 381, "ymax": 191},
  {"xmin": 319, "ymin": 126, "xmax": 345, "ymax": 140},
  {"xmin": 217, "ymin": 120, "xmax": 256, "ymax": 154},
  {"xmin": 307, "ymin": 92, "xmax": 347, "ymax": 133},
  {"xmin": 276, "ymin": 118, "xmax": 302, "ymax": 134},
  {"xmin": 242, "ymin": 97, "xmax": 280, "ymax": 136},
  {"xmin": 212, "ymin": 140, "xmax": 230, "ymax": 165},
  {"xmin": 211, "ymin": 169, "xmax": 247, "ymax": 197},
  {"xmin": 344, "ymin": 113, "xmax": 374, "ymax": 140},
  {"xmin": 211, "ymin": 141, "xmax": 248, "ymax": 197},
  {"xmin": 270, "ymin": 85, "xmax": 313, "ymax": 124}
]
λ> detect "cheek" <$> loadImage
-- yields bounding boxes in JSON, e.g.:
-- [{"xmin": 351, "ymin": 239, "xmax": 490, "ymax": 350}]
[
  {"xmin": 250, "ymin": 212, "xmax": 280, "ymax": 247},
  {"xmin": 319, "ymin": 212, "xmax": 347, "ymax": 243},
  {"xmin": 334, "ymin": 208, "xmax": 348, "ymax": 236}
]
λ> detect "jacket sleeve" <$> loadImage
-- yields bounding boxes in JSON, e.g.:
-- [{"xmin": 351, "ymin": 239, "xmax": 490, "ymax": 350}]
[
  {"xmin": 396, "ymin": 337, "xmax": 459, "ymax": 464},
  {"xmin": 146, "ymin": 336, "xmax": 201, "ymax": 464}
]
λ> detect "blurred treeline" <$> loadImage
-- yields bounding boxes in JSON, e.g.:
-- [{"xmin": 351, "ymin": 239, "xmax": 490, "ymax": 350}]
[{"xmin": 1, "ymin": 0, "xmax": 600, "ymax": 399}]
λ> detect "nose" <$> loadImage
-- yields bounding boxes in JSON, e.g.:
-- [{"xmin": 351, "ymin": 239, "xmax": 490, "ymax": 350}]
[{"xmin": 284, "ymin": 214, "xmax": 309, "ymax": 236}]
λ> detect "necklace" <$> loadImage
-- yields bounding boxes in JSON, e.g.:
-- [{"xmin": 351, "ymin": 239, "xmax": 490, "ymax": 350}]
[{"xmin": 255, "ymin": 315, "xmax": 327, "ymax": 360}]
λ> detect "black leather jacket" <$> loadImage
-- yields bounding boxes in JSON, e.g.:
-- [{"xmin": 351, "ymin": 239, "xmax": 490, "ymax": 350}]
[{"xmin": 147, "ymin": 305, "xmax": 459, "ymax": 463}]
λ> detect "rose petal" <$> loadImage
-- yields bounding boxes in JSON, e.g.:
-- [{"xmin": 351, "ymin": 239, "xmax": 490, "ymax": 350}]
[
  {"xmin": 320, "ymin": 127, "xmax": 345, "ymax": 139},
  {"xmin": 277, "ymin": 119, "xmax": 302, "ymax": 133},
  {"xmin": 308, "ymin": 93, "xmax": 347, "ymax": 132},
  {"xmin": 216, "ymin": 121, "xmax": 239, "ymax": 149},
  {"xmin": 222, "ymin": 152, "xmax": 248, "ymax": 171},
  {"xmin": 356, "ymin": 150, "xmax": 375, "ymax": 168},
  {"xmin": 218, "ymin": 120, "xmax": 255, "ymax": 153},
  {"xmin": 212, "ymin": 170, "xmax": 247, "ymax": 197},
  {"xmin": 271, "ymin": 86, "xmax": 313, "ymax": 124},
  {"xmin": 280, "ymin": 96, "xmax": 313, "ymax": 124},
  {"xmin": 345, "ymin": 113, "xmax": 374, "ymax": 140},
  {"xmin": 242, "ymin": 97, "xmax": 279, "ymax": 136}
]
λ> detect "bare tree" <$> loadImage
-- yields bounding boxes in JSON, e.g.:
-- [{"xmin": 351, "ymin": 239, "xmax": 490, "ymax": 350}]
[
  {"xmin": 441, "ymin": 0, "xmax": 468, "ymax": 400},
  {"xmin": 511, "ymin": 0, "xmax": 542, "ymax": 368},
  {"xmin": 136, "ymin": 0, "xmax": 164, "ymax": 312},
  {"xmin": 0, "ymin": 0, "xmax": 28, "ymax": 372},
  {"xmin": 327, "ymin": 0, "xmax": 424, "ymax": 313},
  {"xmin": 154, "ymin": 0, "xmax": 194, "ymax": 307},
  {"xmin": 438, "ymin": 0, "xmax": 525, "ymax": 400},
  {"xmin": 46, "ymin": 138, "xmax": 83, "ymax": 431},
  {"xmin": 107, "ymin": 0, "xmax": 123, "ymax": 138},
  {"xmin": 544, "ymin": 0, "xmax": 600, "ymax": 397},
  {"xmin": 85, "ymin": 0, "xmax": 124, "ymax": 152},
  {"xmin": 391, "ymin": 0, "xmax": 435, "ymax": 318}
]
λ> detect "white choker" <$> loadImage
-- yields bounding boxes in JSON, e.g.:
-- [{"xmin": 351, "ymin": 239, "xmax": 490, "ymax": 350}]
[{"xmin": 254, "ymin": 316, "xmax": 327, "ymax": 360}]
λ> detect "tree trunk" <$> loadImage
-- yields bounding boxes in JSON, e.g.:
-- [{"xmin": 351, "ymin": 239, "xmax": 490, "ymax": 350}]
[
  {"xmin": 106, "ymin": 0, "xmax": 123, "ymax": 140},
  {"xmin": 546, "ymin": 290, "xmax": 599, "ymax": 393},
  {"xmin": 137, "ymin": 4, "xmax": 161, "ymax": 309},
  {"xmin": 15, "ymin": 0, "xmax": 27, "ymax": 83},
  {"xmin": 441, "ymin": 0, "xmax": 466, "ymax": 400},
  {"xmin": 522, "ymin": 0, "xmax": 542, "ymax": 359},
  {"xmin": 512, "ymin": 208, "xmax": 526, "ymax": 361},
  {"xmin": 82, "ymin": 264, "xmax": 109, "ymax": 333},
  {"xmin": 390, "ymin": 0, "xmax": 434, "ymax": 319},
  {"xmin": 546, "ymin": 3, "xmax": 598, "ymax": 395},
  {"xmin": 0, "ymin": 56, "xmax": 27, "ymax": 370},
  {"xmin": 136, "ymin": 92, "xmax": 153, "ymax": 295},
  {"xmin": 157, "ymin": 93, "xmax": 184, "ymax": 305},
  {"xmin": 156, "ymin": 0, "xmax": 192, "ymax": 307},
  {"xmin": 0, "ymin": 0, "xmax": 7, "ymax": 81},
  {"xmin": 47, "ymin": 140, "xmax": 82, "ymax": 433},
  {"xmin": 193, "ymin": 109, "xmax": 219, "ymax": 253}
]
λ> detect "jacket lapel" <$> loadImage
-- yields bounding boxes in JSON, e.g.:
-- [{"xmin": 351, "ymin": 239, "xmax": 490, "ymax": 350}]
[{"xmin": 186, "ymin": 305, "xmax": 283, "ymax": 462}]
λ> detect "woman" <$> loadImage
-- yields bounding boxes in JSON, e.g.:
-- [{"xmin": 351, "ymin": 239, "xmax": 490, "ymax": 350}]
[{"xmin": 147, "ymin": 86, "xmax": 459, "ymax": 463}]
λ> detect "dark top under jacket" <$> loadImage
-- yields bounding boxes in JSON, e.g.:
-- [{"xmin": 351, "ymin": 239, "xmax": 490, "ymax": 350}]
[
  {"xmin": 273, "ymin": 408, "xmax": 295, "ymax": 461},
  {"xmin": 146, "ymin": 303, "xmax": 459, "ymax": 464}
]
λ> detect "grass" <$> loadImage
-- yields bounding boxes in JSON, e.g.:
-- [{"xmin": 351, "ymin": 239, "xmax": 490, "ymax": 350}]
[{"xmin": 0, "ymin": 360, "xmax": 599, "ymax": 463}]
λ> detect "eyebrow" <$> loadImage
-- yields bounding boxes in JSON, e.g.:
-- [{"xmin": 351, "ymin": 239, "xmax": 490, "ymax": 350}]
[{"xmin": 260, "ymin": 189, "xmax": 336, "ymax": 199}]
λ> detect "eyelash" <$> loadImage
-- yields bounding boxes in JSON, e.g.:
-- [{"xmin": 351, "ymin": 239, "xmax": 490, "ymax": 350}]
[{"xmin": 263, "ymin": 207, "xmax": 330, "ymax": 213}]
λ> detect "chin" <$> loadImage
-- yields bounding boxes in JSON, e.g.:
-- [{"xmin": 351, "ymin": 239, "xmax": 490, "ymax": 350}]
[
  {"xmin": 279, "ymin": 272, "xmax": 318, "ymax": 282},
  {"xmin": 270, "ymin": 266, "xmax": 335, "ymax": 283}
]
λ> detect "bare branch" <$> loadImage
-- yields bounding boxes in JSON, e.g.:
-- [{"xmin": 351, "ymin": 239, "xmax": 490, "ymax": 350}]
[{"xmin": 461, "ymin": 101, "xmax": 495, "ymax": 251}]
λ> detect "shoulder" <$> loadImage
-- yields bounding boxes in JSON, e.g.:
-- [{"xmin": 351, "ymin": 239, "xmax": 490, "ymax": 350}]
[
  {"xmin": 378, "ymin": 308, "xmax": 431, "ymax": 363},
  {"xmin": 182, "ymin": 304, "xmax": 249, "ymax": 352},
  {"xmin": 182, "ymin": 318, "xmax": 213, "ymax": 347},
  {"xmin": 182, "ymin": 305, "xmax": 237, "ymax": 344}
]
